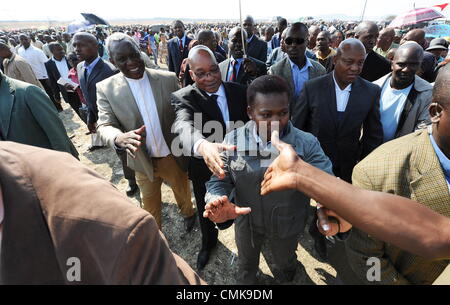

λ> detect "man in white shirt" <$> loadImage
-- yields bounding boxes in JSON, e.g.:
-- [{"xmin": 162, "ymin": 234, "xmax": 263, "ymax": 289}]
[
  {"xmin": 96, "ymin": 33, "xmax": 196, "ymax": 232},
  {"xmin": 374, "ymin": 42, "xmax": 433, "ymax": 143},
  {"xmin": 18, "ymin": 34, "xmax": 63, "ymax": 111}
]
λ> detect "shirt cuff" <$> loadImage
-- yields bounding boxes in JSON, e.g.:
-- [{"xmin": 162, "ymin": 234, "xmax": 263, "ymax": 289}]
[{"xmin": 193, "ymin": 139, "xmax": 206, "ymax": 157}]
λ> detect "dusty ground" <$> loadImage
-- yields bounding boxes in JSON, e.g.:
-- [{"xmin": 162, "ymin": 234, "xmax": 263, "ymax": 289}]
[{"xmin": 59, "ymin": 84, "xmax": 340, "ymax": 286}]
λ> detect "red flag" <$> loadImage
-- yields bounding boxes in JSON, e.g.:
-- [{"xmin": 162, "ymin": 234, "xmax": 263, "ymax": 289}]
[{"xmin": 434, "ymin": 3, "xmax": 449, "ymax": 11}]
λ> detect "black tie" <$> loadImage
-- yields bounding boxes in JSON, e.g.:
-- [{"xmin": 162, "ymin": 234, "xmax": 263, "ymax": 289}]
[{"xmin": 84, "ymin": 68, "xmax": 89, "ymax": 82}]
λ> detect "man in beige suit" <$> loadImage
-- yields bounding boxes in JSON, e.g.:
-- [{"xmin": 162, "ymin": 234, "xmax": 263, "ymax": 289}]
[
  {"xmin": 0, "ymin": 141, "xmax": 204, "ymax": 285},
  {"xmin": 96, "ymin": 33, "xmax": 196, "ymax": 230}
]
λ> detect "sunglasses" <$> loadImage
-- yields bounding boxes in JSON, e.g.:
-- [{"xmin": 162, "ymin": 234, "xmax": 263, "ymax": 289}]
[{"xmin": 284, "ymin": 38, "xmax": 306, "ymax": 46}]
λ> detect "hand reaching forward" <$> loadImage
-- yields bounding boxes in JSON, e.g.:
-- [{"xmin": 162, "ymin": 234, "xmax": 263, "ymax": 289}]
[
  {"xmin": 198, "ymin": 141, "xmax": 236, "ymax": 179},
  {"xmin": 203, "ymin": 195, "xmax": 251, "ymax": 223}
]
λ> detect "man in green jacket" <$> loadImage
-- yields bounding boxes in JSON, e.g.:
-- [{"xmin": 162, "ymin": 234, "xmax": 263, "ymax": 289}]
[{"xmin": 0, "ymin": 70, "xmax": 78, "ymax": 158}]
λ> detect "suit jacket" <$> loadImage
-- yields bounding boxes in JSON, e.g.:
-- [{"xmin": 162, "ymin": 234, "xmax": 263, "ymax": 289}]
[
  {"xmin": 45, "ymin": 57, "xmax": 71, "ymax": 102},
  {"xmin": 77, "ymin": 58, "xmax": 117, "ymax": 124},
  {"xmin": 96, "ymin": 68, "xmax": 185, "ymax": 181},
  {"xmin": 3, "ymin": 53, "xmax": 43, "ymax": 88},
  {"xmin": 247, "ymin": 35, "xmax": 268, "ymax": 63},
  {"xmin": 167, "ymin": 36, "xmax": 192, "ymax": 77},
  {"xmin": 346, "ymin": 129, "xmax": 450, "ymax": 284},
  {"xmin": 0, "ymin": 73, "xmax": 78, "ymax": 158},
  {"xmin": 171, "ymin": 82, "xmax": 249, "ymax": 181},
  {"xmin": 219, "ymin": 57, "xmax": 267, "ymax": 86},
  {"xmin": 268, "ymin": 56, "xmax": 326, "ymax": 113},
  {"xmin": 374, "ymin": 73, "xmax": 433, "ymax": 141},
  {"xmin": 294, "ymin": 73, "xmax": 383, "ymax": 182},
  {"xmin": 0, "ymin": 141, "xmax": 204, "ymax": 285},
  {"xmin": 360, "ymin": 50, "xmax": 392, "ymax": 82}
]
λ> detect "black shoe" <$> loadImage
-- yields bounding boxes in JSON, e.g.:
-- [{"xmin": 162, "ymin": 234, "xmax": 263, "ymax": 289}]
[
  {"xmin": 87, "ymin": 145, "xmax": 105, "ymax": 152},
  {"xmin": 197, "ymin": 249, "xmax": 211, "ymax": 270},
  {"xmin": 184, "ymin": 215, "xmax": 197, "ymax": 233},
  {"xmin": 126, "ymin": 183, "xmax": 139, "ymax": 197},
  {"xmin": 313, "ymin": 236, "xmax": 328, "ymax": 261}
]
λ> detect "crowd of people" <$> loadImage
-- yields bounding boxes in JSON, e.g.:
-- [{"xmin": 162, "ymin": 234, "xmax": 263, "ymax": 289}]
[{"xmin": 0, "ymin": 15, "xmax": 450, "ymax": 285}]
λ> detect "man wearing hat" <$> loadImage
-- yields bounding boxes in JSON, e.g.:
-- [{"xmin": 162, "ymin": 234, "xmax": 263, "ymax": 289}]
[{"xmin": 426, "ymin": 38, "xmax": 449, "ymax": 64}]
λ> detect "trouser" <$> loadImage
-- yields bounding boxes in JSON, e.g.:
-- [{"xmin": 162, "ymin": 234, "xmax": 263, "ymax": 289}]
[
  {"xmin": 235, "ymin": 218, "xmax": 298, "ymax": 285},
  {"xmin": 192, "ymin": 174, "xmax": 218, "ymax": 251},
  {"xmin": 66, "ymin": 91, "xmax": 84, "ymax": 123},
  {"xmin": 116, "ymin": 148, "xmax": 136, "ymax": 185},
  {"xmin": 151, "ymin": 47, "xmax": 158, "ymax": 65},
  {"xmin": 135, "ymin": 155, "xmax": 195, "ymax": 229},
  {"xmin": 39, "ymin": 79, "xmax": 62, "ymax": 111}
]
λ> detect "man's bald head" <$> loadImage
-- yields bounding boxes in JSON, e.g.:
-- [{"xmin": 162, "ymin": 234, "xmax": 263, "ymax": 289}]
[
  {"xmin": 308, "ymin": 25, "xmax": 321, "ymax": 36},
  {"xmin": 401, "ymin": 29, "xmax": 426, "ymax": 48},
  {"xmin": 355, "ymin": 21, "xmax": 378, "ymax": 36},
  {"xmin": 229, "ymin": 26, "xmax": 248, "ymax": 41},
  {"xmin": 0, "ymin": 41, "xmax": 12, "ymax": 58},
  {"xmin": 434, "ymin": 64, "xmax": 450, "ymax": 106},
  {"xmin": 188, "ymin": 45, "xmax": 217, "ymax": 66},
  {"xmin": 336, "ymin": 38, "xmax": 366, "ymax": 58},
  {"xmin": 394, "ymin": 41, "xmax": 424, "ymax": 63}
]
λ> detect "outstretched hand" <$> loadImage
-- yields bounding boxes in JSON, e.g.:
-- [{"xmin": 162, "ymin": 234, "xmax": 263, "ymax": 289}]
[
  {"xmin": 198, "ymin": 141, "xmax": 236, "ymax": 179},
  {"xmin": 261, "ymin": 130, "xmax": 302, "ymax": 195},
  {"xmin": 203, "ymin": 195, "xmax": 251, "ymax": 223}
]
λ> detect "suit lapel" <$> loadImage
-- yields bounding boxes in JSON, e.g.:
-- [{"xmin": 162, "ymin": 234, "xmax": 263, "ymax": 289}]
[
  {"xmin": 193, "ymin": 85, "xmax": 225, "ymax": 128},
  {"xmin": 325, "ymin": 73, "xmax": 339, "ymax": 130},
  {"xmin": 223, "ymin": 83, "xmax": 241, "ymax": 122},
  {"xmin": 0, "ymin": 76, "xmax": 15, "ymax": 138},
  {"xmin": 87, "ymin": 59, "xmax": 103, "ymax": 86},
  {"xmin": 339, "ymin": 76, "xmax": 361, "ymax": 130},
  {"xmin": 410, "ymin": 131, "xmax": 450, "ymax": 216},
  {"xmin": 221, "ymin": 59, "xmax": 230, "ymax": 82},
  {"xmin": 283, "ymin": 58, "xmax": 295, "ymax": 95}
]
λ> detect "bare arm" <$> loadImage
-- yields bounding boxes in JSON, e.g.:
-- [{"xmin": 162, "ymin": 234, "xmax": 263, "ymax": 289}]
[{"xmin": 261, "ymin": 132, "xmax": 450, "ymax": 260}]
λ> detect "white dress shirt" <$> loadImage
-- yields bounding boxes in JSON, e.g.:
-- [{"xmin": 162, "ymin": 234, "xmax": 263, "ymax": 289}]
[
  {"xmin": 333, "ymin": 72, "xmax": 352, "ymax": 112},
  {"xmin": 193, "ymin": 84, "xmax": 230, "ymax": 156},
  {"xmin": 18, "ymin": 45, "xmax": 49, "ymax": 79},
  {"xmin": 52, "ymin": 57, "xmax": 70, "ymax": 79},
  {"xmin": 125, "ymin": 73, "xmax": 171, "ymax": 158}
]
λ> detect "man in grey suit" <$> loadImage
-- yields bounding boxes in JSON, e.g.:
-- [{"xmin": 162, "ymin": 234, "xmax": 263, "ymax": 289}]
[
  {"xmin": 96, "ymin": 33, "xmax": 196, "ymax": 231},
  {"xmin": 268, "ymin": 23, "xmax": 326, "ymax": 117},
  {"xmin": 374, "ymin": 42, "xmax": 433, "ymax": 143},
  {"xmin": 243, "ymin": 16, "xmax": 268, "ymax": 62},
  {"xmin": 219, "ymin": 27, "xmax": 266, "ymax": 86}
]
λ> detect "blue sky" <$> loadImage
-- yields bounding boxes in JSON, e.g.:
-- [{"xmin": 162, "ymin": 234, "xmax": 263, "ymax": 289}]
[{"xmin": 1, "ymin": 0, "xmax": 448, "ymax": 21}]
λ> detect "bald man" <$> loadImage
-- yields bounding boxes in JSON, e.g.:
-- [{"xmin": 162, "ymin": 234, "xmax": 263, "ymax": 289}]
[
  {"xmin": 374, "ymin": 42, "xmax": 433, "ymax": 143},
  {"xmin": 401, "ymin": 29, "xmax": 438, "ymax": 83},
  {"xmin": 171, "ymin": 45, "xmax": 249, "ymax": 270},
  {"xmin": 374, "ymin": 28, "xmax": 397, "ymax": 57},
  {"xmin": 293, "ymin": 38, "xmax": 383, "ymax": 260},
  {"xmin": 346, "ymin": 64, "xmax": 450, "ymax": 285},
  {"xmin": 308, "ymin": 25, "xmax": 321, "ymax": 51},
  {"xmin": 243, "ymin": 15, "xmax": 268, "ymax": 62},
  {"xmin": 354, "ymin": 21, "xmax": 392, "ymax": 81}
]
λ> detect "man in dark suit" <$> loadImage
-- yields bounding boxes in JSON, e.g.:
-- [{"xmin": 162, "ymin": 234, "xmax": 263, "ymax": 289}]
[
  {"xmin": 243, "ymin": 16, "xmax": 268, "ymax": 62},
  {"xmin": 73, "ymin": 32, "xmax": 138, "ymax": 196},
  {"xmin": 172, "ymin": 45, "xmax": 249, "ymax": 270},
  {"xmin": 45, "ymin": 42, "xmax": 83, "ymax": 120},
  {"xmin": 293, "ymin": 39, "xmax": 383, "ymax": 262},
  {"xmin": 0, "ymin": 141, "xmax": 204, "ymax": 285},
  {"xmin": 355, "ymin": 21, "xmax": 391, "ymax": 82},
  {"xmin": 219, "ymin": 27, "xmax": 266, "ymax": 86},
  {"xmin": 0, "ymin": 70, "xmax": 78, "ymax": 158},
  {"xmin": 167, "ymin": 20, "xmax": 192, "ymax": 77},
  {"xmin": 294, "ymin": 39, "xmax": 383, "ymax": 182}
]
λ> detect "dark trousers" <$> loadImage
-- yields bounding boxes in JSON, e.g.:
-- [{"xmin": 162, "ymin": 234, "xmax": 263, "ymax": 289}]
[
  {"xmin": 66, "ymin": 92, "xmax": 84, "ymax": 123},
  {"xmin": 39, "ymin": 79, "xmax": 62, "ymax": 111},
  {"xmin": 116, "ymin": 149, "xmax": 136, "ymax": 185},
  {"xmin": 192, "ymin": 175, "xmax": 218, "ymax": 251}
]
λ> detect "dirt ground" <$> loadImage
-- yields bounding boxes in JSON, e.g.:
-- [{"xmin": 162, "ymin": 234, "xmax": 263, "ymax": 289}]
[{"xmin": 59, "ymin": 86, "xmax": 340, "ymax": 286}]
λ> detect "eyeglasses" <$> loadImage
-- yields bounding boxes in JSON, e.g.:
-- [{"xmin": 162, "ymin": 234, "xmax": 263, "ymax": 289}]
[
  {"xmin": 284, "ymin": 37, "xmax": 306, "ymax": 46},
  {"xmin": 192, "ymin": 66, "xmax": 220, "ymax": 79}
]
